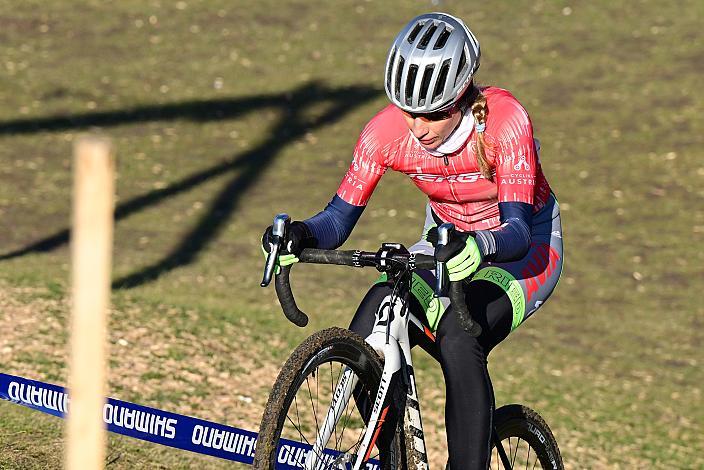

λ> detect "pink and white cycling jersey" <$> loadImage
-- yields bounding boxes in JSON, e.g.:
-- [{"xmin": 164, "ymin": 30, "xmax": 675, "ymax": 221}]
[{"xmin": 336, "ymin": 86, "xmax": 552, "ymax": 231}]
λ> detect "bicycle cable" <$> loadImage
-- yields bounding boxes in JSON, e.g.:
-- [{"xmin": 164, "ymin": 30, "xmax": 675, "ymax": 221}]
[{"xmin": 384, "ymin": 262, "xmax": 413, "ymax": 344}]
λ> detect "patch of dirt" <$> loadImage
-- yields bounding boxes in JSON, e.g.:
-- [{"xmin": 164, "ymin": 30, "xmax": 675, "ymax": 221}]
[
  {"xmin": 107, "ymin": 305, "xmax": 281, "ymax": 432},
  {"xmin": 0, "ymin": 285, "xmax": 68, "ymax": 380},
  {"xmin": 0, "ymin": 283, "xmax": 280, "ymax": 436}
]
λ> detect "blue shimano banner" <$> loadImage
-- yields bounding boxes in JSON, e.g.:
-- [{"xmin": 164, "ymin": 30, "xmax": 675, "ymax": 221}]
[{"xmin": 0, "ymin": 373, "xmax": 380, "ymax": 469}]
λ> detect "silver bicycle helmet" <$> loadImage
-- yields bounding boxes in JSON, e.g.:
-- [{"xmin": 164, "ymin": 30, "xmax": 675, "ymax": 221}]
[{"xmin": 384, "ymin": 13, "xmax": 481, "ymax": 113}]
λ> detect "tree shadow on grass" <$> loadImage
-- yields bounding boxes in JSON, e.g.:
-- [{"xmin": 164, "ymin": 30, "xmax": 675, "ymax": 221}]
[{"xmin": 0, "ymin": 81, "xmax": 381, "ymax": 289}]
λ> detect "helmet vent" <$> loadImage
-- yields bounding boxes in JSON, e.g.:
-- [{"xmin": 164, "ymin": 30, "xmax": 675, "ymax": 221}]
[
  {"xmin": 432, "ymin": 59, "xmax": 451, "ymax": 103},
  {"xmin": 394, "ymin": 56, "xmax": 405, "ymax": 100},
  {"xmin": 454, "ymin": 51, "xmax": 468, "ymax": 86},
  {"xmin": 418, "ymin": 25, "xmax": 437, "ymax": 50},
  {"xmin": 419, "ymin": 65, "xmax": 435, "ymax": 105},
  {"xmin": 406, "ymin": 64, "xmax": 419, "ymax": 106},
  {"xmin": 407, "ymin": 23, "xmax": 424, "ymax": 44},
  {"xmin": 386, "ymin": 48, "xmax": 397, "ymax": 90},
  {"xmin": 434, "ymin": 28, "xmax": 451, "ymax": 50}
]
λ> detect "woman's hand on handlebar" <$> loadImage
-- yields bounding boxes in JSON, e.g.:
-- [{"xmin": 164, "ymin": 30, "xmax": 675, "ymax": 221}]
[
  {"xmin": 261, "ymin": 221, "xmax": 318, "ymax": 271},
  {"xmin": 430, "ymin": 227, "xmax": 483, "ymax": 282}
]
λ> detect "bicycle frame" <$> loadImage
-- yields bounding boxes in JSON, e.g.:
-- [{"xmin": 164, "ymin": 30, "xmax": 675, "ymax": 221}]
[
  {"xmin": 304, "ymin": 287, "xmax": 430, "ymax": 470},
  {"xmin": 261, "ymin": 219, "xmax": 483, "ymax": 469}
]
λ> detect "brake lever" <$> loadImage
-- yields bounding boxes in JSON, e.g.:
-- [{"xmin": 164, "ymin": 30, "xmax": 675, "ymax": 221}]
[
  {"xmin": 260, "ymin": 213, "xmax": 290, "ymax": 287},
  {"xmin": 435, "ymin": 223, "xmax": 482, "ymax": 337},
  {"xmin": 435, "ymin": 223, "xmax": 454, "ymax": 297}
]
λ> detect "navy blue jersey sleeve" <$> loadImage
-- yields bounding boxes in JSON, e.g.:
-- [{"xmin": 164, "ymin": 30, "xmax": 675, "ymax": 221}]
[
  {"xmin": 474, "ymin": 202, "xmax": 533, "ymax": 262},
  {"xmin": 303, "ymin": 195, "xmax": 365, "ymax": 250}
]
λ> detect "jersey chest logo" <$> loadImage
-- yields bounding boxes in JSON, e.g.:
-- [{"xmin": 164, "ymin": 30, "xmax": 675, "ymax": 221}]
[{"xmin": 408, "ymin": 172, "xmax": 485, "ymax": 184}]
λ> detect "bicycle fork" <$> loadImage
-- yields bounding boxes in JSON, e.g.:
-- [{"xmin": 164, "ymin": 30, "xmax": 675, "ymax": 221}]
[
  {"xmin": 303, "ymin": 343, "xmax": 397, "ymax": 470},
  {"xmin": 304, "ymin": 366, "xmax": 359, "ymax": 470},
  {"xmin": 365, "ymin": 296, "xmax": 431, "ymax": 470},
  {"xmin": 305, "ymin": 294, "xmax": 430, "ymax": 470},
  {"xmin": 353, "ymin": 339, "xmax": 401, "ymax": 470}
]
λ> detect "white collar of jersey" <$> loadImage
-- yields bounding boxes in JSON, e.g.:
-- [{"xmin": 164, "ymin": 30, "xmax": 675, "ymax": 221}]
[{"xmin": 413, "ymin": 109, "xmax": 475, "ymax": 157}]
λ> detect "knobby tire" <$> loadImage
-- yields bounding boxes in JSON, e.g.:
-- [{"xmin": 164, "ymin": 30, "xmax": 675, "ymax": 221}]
[{"xmin": 491, "ymin": 404, "xmax": 563, "ymax": 470}]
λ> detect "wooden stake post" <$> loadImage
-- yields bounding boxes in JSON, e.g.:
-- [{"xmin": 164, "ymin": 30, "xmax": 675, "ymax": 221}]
[{"xmin": 66, "ymin": 137, "xmax": 114, "ymax": 470}]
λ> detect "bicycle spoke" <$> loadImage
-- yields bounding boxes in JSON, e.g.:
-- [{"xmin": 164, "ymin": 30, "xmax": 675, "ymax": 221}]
[
  {"xmin": 340, "ymin": 408, "xmax": 364, "ymax": 453},
  {"xmin": 294, "ymin": 363, "xmax": 370, "ymax": 469},
  {"xmin": 342, "ymin": 379, "xmax": 374, "ymax": 457},
  {"xmin": 334, "ymin": 373, "xmax": 356, "ymax": 452},
  {"xmin": 289, "ymin": 395, "xmax": 309, "ymax": 446},
  {"xmin": 333, "ymin": 364, "xmax": 352, "ymax": 452},
  {"xmin": 316, "ymin": 363, "xmax": 324, "ymax": 449},
  {"xmin": 285, "ymin": 413, "xmax": 311, "ymax": 446},
  {"xmin": 340, "ymin": 403, "xmax": 381, "ymax": 464},
  {"xmin": 525, "ymin": 441, "xmax": 531, "ymax": 469},
  {"xmin": 344, "ymin": 438, "xmax": 381, "ymax": 465},
  {"xmin": 314, "ymin": 363, "xmax": 333, "ymax": 454},
  {"xmin": 306, "ymin": 375, "xmax": 320, "ymax": 438},
  {"xmin": 339, "ymin": 429, "xmax": 367, "ymax": 459},
  {"xmin": 329, "ymin": 362, "xmax": 338, "ymax": 450},
  {"xmin": 339, "ymin": 404, "xmax": 369, "ymax": 456},
  {"xmin": 315, "ymin": 367, "xmax": 320, "ymax": 436},
  {"xmin": 293, "ymin": 395, "xmax": 302, "ymax": 440},
  {"xmin": 284, "ymin": 411, "xmax": 330, "ymax": 467},
  {"xmin": 322, "ymin": 362, "xmax": 351, "ymax": 457},
  {"xmin": 315, "ymin": 365, "xmax": 338, "ymax": 466},
  {"xmin": 507, "ymin": 437, "xmax": 513, "ymax": 464},
  {"xmin": 286, "ymin": 377, "xmax": 324, "ymax": 466},
  {"xmin": 511, "ymin": 437, "xmax": 522, "ymax": 468}
]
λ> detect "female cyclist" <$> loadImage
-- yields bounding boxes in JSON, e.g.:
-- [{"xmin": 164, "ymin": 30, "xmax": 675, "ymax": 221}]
[{"xmin": 262, "ymin": 12, "xmax": 563, "ymax": 469}]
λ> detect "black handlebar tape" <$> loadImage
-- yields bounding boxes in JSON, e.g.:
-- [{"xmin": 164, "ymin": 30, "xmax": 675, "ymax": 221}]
[
  {"xmin": 275, "ymin": 265, "xmax": 309, "ymax": 327},
  {"xmin": 412, "ymin": 254, "xmax": 436, "ymax": 270},
  {"xmin": 449, "ymin": 281, "xmax": 482, "ymax": 337},
  {"xmin": 299, "ymin": 249, "xmax": 356, "ymax": 265}
]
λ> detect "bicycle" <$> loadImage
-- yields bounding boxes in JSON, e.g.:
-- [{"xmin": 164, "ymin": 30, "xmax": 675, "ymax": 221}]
[{"xmin": 254, "ymin": 214, "xmax": 563, "ymax": 469}]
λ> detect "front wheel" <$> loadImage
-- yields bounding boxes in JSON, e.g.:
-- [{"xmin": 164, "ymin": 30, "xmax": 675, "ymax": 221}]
[
  {"xmin": 253, "ymin": 327, "xmax": 403, "ymax": 469},
  {"xmin": 491, "ymin": 404, "xmax": 564, "ymax": 469}
]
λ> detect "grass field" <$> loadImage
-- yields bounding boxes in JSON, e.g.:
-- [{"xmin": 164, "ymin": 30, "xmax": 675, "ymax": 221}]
[{"xmin": 1, "ymin": 0, "xmax": 703, "ymax": 468}]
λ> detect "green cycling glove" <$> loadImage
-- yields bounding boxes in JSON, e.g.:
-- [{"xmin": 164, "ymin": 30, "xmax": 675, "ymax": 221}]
[
  {"xmin": 433, "ymin": 231, "xmax": 483, "ymax": 282},
  {"xmin": 260, "ymin": 246, "xmax": 299, "ymax": 274}
]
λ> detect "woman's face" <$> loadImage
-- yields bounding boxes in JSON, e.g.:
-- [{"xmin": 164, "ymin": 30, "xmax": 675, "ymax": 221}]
[{"xmin": 400, "ymin": 104, "xmax": 463, "ymax": 150}]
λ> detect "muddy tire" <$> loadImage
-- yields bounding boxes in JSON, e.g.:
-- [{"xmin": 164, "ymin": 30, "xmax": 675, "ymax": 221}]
[
  {"xmin": 491, "ymin": 404, "xmax": 564, "ymax": 469},
  {"xmin": 253, "ymin": 327, "xmax": 403, "ymax": 469}
]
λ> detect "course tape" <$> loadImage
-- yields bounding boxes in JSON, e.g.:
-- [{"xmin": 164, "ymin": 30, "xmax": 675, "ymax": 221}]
[{"xmin": 0, "ymin": 373, "xmax": 380, "ymax": 469}]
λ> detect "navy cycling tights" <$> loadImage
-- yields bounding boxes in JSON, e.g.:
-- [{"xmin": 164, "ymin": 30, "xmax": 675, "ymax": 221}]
[{"xmin": 349, "ymin": 278, "xmax": 513, "ymax": 469}]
